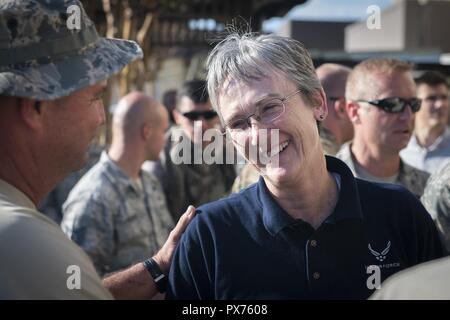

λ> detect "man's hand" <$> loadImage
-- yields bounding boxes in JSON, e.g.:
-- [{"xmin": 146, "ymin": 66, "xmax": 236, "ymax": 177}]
[{"xmin": 153, "ymin": 205, "xmax": 195, "ymax": 273}]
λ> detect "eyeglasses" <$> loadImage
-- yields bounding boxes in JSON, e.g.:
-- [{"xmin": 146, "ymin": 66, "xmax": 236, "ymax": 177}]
[
  {"xmin": 181, "ymin": 110, "xmax": 218, "ymax": 121},
  {"xmin": 223, "ymin": 89, "xmax": 301, "ymax": 134},
  {"xmin": 356, "ymin": 97, "xmax": 422, "ymax": 113}
]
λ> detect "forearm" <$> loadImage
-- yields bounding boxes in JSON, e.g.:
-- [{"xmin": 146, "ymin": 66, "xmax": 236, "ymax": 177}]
[{"xmin": 102, "ymin": 262, "xmax": 158, "ymax": 300}]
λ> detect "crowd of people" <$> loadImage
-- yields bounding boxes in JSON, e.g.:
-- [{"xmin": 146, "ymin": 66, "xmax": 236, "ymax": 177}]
[{"xmin": 1, "ymin": 0, "xmax": 450, "ymax": 300}]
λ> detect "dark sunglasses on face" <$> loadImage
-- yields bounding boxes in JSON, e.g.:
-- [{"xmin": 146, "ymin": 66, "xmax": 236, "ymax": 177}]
[
  {"xmin": 181, "ymin": 110, "xmax": 218, "ymax": 121},
  {"xmin": 356, "ymin": 97, "xmax": 422, "ymax": 113}
]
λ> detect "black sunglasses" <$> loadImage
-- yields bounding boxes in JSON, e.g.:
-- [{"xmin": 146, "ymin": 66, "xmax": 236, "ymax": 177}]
[
  {"xmin": 181, "ymin": 110, "xmax": 218, "ymax": 121},
  {"xmin": 357, "ymin": 97, "xmax": 422, "ymax": 113}
]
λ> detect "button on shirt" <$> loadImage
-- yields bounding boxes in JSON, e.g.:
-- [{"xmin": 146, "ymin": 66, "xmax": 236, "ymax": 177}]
[
  {"xmin": 167, "ymin": 156, "xmax": 443, "ymax": 300},
  {"xmin": 401, "ymin": 128, "xmax": 450, "ymax": 174},
  {"xmin": 62, "ymin": 152, "xmax": 174, "ymax": 276}
]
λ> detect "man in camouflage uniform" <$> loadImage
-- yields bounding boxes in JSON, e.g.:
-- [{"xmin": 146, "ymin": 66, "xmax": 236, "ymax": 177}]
[
  {"xmin": 421, "ymin": 162, "xmax": 450, "ymax": 254},
  {"xmin": 143, "ymin": 80, "xmax": 236, "ymax": 220},
  {"xmin": 336, "ymin": 58, "xmax": 429, "ymax": 197},
  {"xmin": 0, "ymin": 0, "xmax": 141, "ymax": 299},
  {"xmin": 62, "ymin": 92, "xmax": 174, "ymax": 276},
  {"xmin": 0, "ymin": 0, "xmax": 194, "ymax": 300},
  {"xmin": 232, "ymin": 64, "xmax": 353, "ymax": 192}
]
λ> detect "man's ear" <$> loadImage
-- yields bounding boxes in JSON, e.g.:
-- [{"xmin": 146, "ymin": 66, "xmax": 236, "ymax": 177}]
[
  {"xmin": 335, "ymin": 99, "xmax": 348, "ymax": 119},
  {"xmin": 18, "ymin": 98, "xmax": 44, "ymax": 130},
  {"xmin": 142, "ymin": 123, "xmax": 151, "ymax": 140},
  {"xmin": 346, "ymin": 101, "xmax": 362, "ymax": 124}
]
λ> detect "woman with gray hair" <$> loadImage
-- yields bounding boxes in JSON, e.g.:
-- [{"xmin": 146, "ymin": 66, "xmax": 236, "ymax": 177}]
[{"xmin": 166, "ymin": 32, "xmax": 443, "ymax": 300}]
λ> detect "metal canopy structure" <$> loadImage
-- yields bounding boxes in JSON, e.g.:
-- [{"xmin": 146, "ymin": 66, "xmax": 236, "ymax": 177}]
[{"xmin": 83, "ymin": 0, "xmax": 306, "ymax": 48}]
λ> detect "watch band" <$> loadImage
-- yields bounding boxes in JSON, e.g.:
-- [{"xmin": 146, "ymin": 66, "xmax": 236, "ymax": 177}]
[{"xmin": 143, "ymin": 257, "xmax": 167, "ymax": 293}]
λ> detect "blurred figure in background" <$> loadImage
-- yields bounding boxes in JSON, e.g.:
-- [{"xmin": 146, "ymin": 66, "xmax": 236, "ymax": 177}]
[
  {"xmin": 316, "ymin": 63, "xmax": 354, "ymax": 154},
  {"xmin": 162, "ymin": 89, "xmax": 177, "ymax": 124},
  {"xmin": 62, "ymin": 92, "xmax": 174, "ymax": 276},
  {"xmin": 421, "ymin": 161, "xmax": 450, "ymax": 254},
  {"xmin": 401, "ymin": 71, "xmax": 450, "ymax": 174},
  {"xmin": 143, "ymin": 80, "xmax": 236, "ymax": 221}
]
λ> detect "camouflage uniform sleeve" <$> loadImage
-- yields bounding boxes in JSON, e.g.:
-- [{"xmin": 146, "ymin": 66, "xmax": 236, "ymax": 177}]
[{"xmin": 61, "ymin": 196, "xmax": 115, "ymax": 276}]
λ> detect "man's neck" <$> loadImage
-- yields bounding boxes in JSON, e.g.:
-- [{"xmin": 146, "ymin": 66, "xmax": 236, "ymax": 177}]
[
  {"xmin": 265, "ymin": 154, "xmax": 338, "ymax": 229},
  {"xmin": 0, "ymin": 152, "xmax": 57, "ymax": 206},
  {"xmin": 415, "ymin": 124, "xmax": 446, "ymax": 148},
  {"xmin": 351, "ymin": 140, "xmax": 400, "ymax": 178},
  {"xmin": 108, "ymin": 145, "xmax": 143, "ymax": 181}
]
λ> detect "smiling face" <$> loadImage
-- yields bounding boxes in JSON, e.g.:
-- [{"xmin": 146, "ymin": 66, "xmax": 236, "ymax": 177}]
[
  {"xmin": 355, "ymin": 71, "xmax": 416, "ymax": 154},
  {"xmin": 218, "ymin": 71, "xmax": 326, "ymax": 187}
]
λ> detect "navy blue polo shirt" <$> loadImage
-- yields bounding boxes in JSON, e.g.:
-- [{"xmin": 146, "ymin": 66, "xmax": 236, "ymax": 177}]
[{"xmin": 167, "ymin": 156, "xmax": 443, "ymax": 300}]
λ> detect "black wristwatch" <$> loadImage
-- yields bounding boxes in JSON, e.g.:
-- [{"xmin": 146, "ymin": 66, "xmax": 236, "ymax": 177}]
[{"xmin": 143, "ymin": 258, "xmax": 167, "ymax": 293}]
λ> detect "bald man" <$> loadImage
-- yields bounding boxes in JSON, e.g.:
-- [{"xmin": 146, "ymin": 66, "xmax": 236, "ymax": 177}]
[
  {"xmin": 61, "ymin": 92, "xmax": 174, "ymax": 276},
  {"xmin": 316, "ymin": 63, "xmax": 353, "ymax": 154}
]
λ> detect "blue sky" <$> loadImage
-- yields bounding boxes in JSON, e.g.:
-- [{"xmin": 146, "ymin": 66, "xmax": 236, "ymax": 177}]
[{"xmin": 263, "ymin": 0, "xmax": 394, "ymax": 32}]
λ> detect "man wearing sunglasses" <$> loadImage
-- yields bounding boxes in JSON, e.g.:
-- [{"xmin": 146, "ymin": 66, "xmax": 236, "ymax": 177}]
[
  {"xmin": 400, "ymin": 71, "xmax": 450, "ymax": 174},
  {"xmin": 143, "ymin": 80, "xmax": 236, "ymax": 221},
  {"xmin": 337, "ymin": 58, "xmax": 430, "ymax": 197}
]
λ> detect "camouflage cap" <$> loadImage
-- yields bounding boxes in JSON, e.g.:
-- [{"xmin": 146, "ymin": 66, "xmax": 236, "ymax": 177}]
[{"xmin": 0, "ymin": 0, "xmax": 143, "ymax": 100}]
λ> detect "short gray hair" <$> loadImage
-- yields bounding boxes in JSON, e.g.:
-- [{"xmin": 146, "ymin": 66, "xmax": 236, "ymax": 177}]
[{"xmin": 206, "ymin": 32, "xmax": 322, "ymax": 117}]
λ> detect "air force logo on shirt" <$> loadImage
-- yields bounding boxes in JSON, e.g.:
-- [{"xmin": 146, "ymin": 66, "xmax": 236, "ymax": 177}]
[
  {"xmin": 368, "ymin": 241, "xmax": 391, "ymax": 262},
  {"xmin": 367, "ymin": 241, "xmax": 401, "ymax": 269}
]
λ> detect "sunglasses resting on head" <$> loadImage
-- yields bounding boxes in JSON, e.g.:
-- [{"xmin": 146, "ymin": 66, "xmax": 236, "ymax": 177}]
[{"xmin": 356, "ymin": 97, "xmax": 422, "ymax": 113}]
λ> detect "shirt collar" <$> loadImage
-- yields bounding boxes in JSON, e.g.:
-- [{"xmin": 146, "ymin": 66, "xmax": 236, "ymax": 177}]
[
  {"xmin": 0, "ymin": 178, "xmax": 36, "ymax": 210},
  {"xmin": 100, "ymin": 151, "xmax": 142, "ymax": 194},
  {"xmin": 259, "ymin": 155, "xmax": 363, "ymax": 237},
  {"xmin": 410, "ymin": 127, "xmax": 450, "ymax": 152}
]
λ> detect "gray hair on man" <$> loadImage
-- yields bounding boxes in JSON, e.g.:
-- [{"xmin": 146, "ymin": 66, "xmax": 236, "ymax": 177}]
[{"xmin": 206, "ymin": 32, "xmax": 323, "ymax": 119}]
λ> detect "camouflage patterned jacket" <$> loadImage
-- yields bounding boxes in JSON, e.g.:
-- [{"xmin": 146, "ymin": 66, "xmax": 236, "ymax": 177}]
[
  {"xmin": 421, "ymin": 162, "xmax": 450, "ymax": 253},
  {"xmin": 61, "ymin": 152, "xmax": 174, "ymax": 276},
  {"xmin": 337, "ymin": 142, "xmax": 430, "ymax": 198}
]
